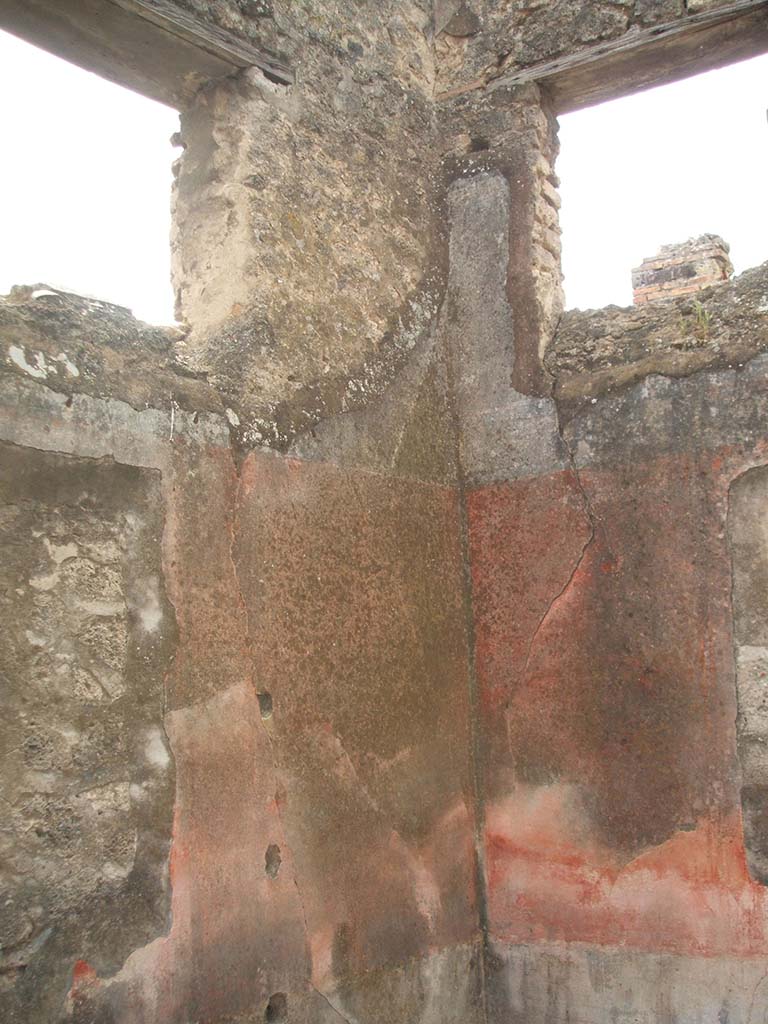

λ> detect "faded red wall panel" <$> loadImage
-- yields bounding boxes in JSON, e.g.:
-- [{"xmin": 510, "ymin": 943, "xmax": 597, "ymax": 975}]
[
  {"xmin": 233, "ymin": 452, "xmax": 478, "ymax": 987},
  {"xmin": 72, "ymin": 443, "xmax": 479, "ymax": 1023},
  {"xmin": 469, "ymin": 452, "xmax": 768, "ymax": 956}
]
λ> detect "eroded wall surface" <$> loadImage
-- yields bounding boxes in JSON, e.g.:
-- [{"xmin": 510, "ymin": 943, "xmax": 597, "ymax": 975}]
[
  {"xmin": 0, "ymin": 444, "xmax": 175, "ymax": 1023},
  {"xmin": 170, "ymin": 0, "xmax": 444, "ymax": 453},
  {"xmin": 0, "ymin": 285, "xmax": 480, "ymax": 1024},
  {"xmin": 3, "ymin": 2, "xmax": 768, "ymax": 1022},
  {"xmin": 432, "ymin": 0, "xmax": 747, "ymax": 96},
  {"xmin": 456, "ymin": 184, "xmax": 768, "ymax": 1017}
]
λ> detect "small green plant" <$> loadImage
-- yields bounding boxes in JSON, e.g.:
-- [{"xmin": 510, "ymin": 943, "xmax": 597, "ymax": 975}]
[
  {"xmin": 692, "ymin": 300, "xmax": 711, "ymax": 333},
  {"xmin": 679, "ymin": 299, "xmax": 711, "ymax": 340}
]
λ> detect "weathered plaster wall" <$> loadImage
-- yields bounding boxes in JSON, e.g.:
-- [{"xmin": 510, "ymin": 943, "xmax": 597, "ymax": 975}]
[
  {"xmin": 0, "ymin": 282, "xmax": 480, "ymax": 1024},
  {"xmin": 447, "ymin": 155, "xmax": 768, "ymax": 1015},
  {"xmin": 4, "ymin": 3, "xmax": 768, "ymax": 1023},
  {"xmin": 170, "ymin": 0, "xmax": 443, "ymax": 453},
  {"xmin": 0, "ymin": 444, "xmax": 175, "ymax": 1024}
]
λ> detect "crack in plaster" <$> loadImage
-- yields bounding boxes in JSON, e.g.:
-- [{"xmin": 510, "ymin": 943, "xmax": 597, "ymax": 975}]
[
  {"xmin": 746, "ymin": 964, "xmax": 768, "ymax": 1024},
  {"xmin": 311, "ymin": 983, "xmax": 357, "ymax": 1024},
  {"xmin": 517, "ymin": 331, "xmax": 604, "ymax": 706},
  {"xmin": 515, "ymin": 325, "xmax": 618, "ymax": 714},
  {"xmin": 519, "ymin": 512, "xmax": 596, "ymax": 686}
]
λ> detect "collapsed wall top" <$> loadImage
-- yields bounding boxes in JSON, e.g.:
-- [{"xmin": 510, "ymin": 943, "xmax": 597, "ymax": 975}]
[{"xmin": 632, "ymin": 234, "xmax": 733, "ymax": 305}]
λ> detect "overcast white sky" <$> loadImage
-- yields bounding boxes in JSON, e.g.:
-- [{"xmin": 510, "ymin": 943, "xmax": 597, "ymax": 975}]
[
  {"xmin": 558, "ymin": 51, "xmax": 768, "ymax": 310},
  {"xmin": 0, "ymin": 29, "xmax": 766, "ymax": 321},
  {"xmin": 0, "ymin": 30, "xmax": 179, "ymax": 324}
]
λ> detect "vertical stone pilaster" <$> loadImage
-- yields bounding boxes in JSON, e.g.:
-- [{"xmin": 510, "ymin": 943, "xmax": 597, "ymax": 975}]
[{"xmin": 438, "ymin": 84, "xmax": 564, "ymax": 401}]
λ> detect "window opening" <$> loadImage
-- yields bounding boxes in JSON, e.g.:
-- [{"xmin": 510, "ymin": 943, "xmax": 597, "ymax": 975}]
[
  {"xmin": 557, "ymin": 52, "xmax": 768, "ymax": 311},
  {"xmin": 0, "ymin": 29, "xmax": 179, "ymax": 324}
]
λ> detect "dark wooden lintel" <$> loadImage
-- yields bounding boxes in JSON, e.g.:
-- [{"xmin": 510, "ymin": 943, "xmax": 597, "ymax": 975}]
[
  {"xmin": 110, "ymin": 0, "xmax": 292, "ymax": 84},
  {"xmin": 0, "ymin": 0, "xmax": 292, "ymax": 109},
  {"xmin": 433, "ymin": 0, "xmax": 768, "ymax": 112},
  {"xmin": 492, "ymin": 0, "xmax": 768, "ymax": 113}
]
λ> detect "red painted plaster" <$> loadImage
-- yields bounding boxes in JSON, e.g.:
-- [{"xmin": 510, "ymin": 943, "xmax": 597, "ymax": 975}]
[{"xmin": 468, "ymin": 451, "xmax": 768, "ymax": 956}]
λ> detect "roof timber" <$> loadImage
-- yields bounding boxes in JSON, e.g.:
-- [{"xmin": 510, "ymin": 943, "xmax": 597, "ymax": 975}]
[{"xmin": 0, "ymin": 0, "xmax": 292, "ymax": 108}]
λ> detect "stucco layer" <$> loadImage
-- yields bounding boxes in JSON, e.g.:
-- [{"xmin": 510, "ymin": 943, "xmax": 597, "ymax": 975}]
[
  {"xmin": 468, "ymin": 451, "xmax": 768, "ymax": 955},
  {"xmin": 0, "ymin": 359, "xmax": 478, "ymax": 1021},
  {"xmin": 3, "ymin": 5, "xmax": 768, "ymax": 1019}
]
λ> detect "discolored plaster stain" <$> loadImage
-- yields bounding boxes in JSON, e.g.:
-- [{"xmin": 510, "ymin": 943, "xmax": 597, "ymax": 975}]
[
  {"xmin": 8, "ymin": 344, "xmax": 49, "ymax": 379},
  {"xmin": 43, "ymin": 539, "xmax": 79, "ymax": 564},
  {"xmin": 130, "ymin": 575, "xmax": 164, "ymax": 633},
  {"xmin": 7, "ymin": 343, "xmax": 80, "ymax": 383},
  {"xmin": 729, "ymin": 465, "xmax": 768, "ymax": 886},
  {"xmin": 469, "ymin": 451, "xmax": 768, "ymax": 954},
  {"xmin": 143, "ymin": 727, "xmax": 172, "ymax": 771},
  {"xmin": 0, "ymin": 442, "xmax": 176, "ymax": 1024},
  {"xmin": 2, "ymin": 2, "xmax": 768, "ymax": 1022}
]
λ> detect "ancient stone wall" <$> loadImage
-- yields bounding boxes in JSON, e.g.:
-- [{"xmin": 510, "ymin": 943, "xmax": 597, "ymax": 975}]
[
  {"xmin": 2, "ymin": 1, "xmax": 768, "ymax": 1023},
  {"xmin": 170, "ymin": 0, "xmax": 443, "ymax": 454},
  {"xmin": 547, "ymin": 260, "xmax": 768, "ymax": 406},
  {"xmin": 432, "ymin": 0, "xmax": 744, "ymax": 97},
  {"xmin": 0, "ymin": 444, "xmax": 175, "ymax": 1024},
  {"xmin": 0, "ymin": 279, "xmax": 479, "ymax": 1024}
]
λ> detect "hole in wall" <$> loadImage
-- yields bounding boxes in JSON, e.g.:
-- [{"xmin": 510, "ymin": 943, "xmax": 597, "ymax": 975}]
[
  {"xmin": 257, "ymin": 691, "xmax": 273, "ymax": 720},
  {"xmin": 265, "ymin": 843, "xmax": 282, "ymax": 878},
  {"xmin": 557, "ymin": 51, "xmax": 768, "ymax": 311},
  {"xmin": 0, "ymin": 29, "xmax": 180, "ymax": 325},
  {"xmin": 265, "ymin": 992, "xmax": 288, "ymax": 1023}
]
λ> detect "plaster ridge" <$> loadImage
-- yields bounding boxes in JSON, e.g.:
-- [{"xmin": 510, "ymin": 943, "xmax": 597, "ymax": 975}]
[{"xmin": 441, "ymin": 262, "xmax": 491, "ymax": 1024}]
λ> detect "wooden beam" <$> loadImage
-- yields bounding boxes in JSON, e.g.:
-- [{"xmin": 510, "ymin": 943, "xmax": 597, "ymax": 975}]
[
  {"xmin": 0, "ymin": 0, "xmax": 291, "ymax": 109},
  {"xmin": 110, "ymin": 0, "xmax": 292, "ymax": 84},
  {"xmin": 492, "ymin": 0, "xmax": 768, "ymax": 113},
  {"xmin": 434, "ymin": 0, "xmax": 768, "ymax": 111}
]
